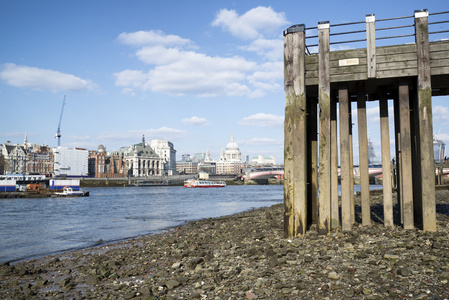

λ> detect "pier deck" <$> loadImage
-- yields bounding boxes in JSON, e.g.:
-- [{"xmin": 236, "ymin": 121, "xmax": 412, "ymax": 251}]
[{"xmin": 284, "ymin": 10, "xmax": 449, "ymax": 236}]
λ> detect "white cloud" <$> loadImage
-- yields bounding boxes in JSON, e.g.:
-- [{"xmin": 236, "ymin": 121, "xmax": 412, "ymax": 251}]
[
  {"xmin": 97, "ymin": 127, "xmax": 186, "ymax": 144},
  {"xmin": 212, "ymin": 6, "xmax": 289, "ymax": 40},
  {"xmin": 239, "ymin": 113, "xmax": 284, "ymax": 127},
  {"xmin": 114, "ymin": 42, "xmax": 258, "ymax": 97},
  {"xmin": 240, "ymin": 38, "xmax": 282, "ymax": 61},
  {"xmin": 245, "ymin": 137, "xmax": 283, "ymax": 146},
  {"xmin": 0, "ymin": 63, "xmax": 96, "ymax": 92},
  {"xmin": 433, "ymin": 105, "xmax": 449, "ymax": 123},
  {"xmin": 117, "ymin": 30, "xmax": 194, "ymax": 48},
  {"xmin": 362, "ymin": 105, "xmax": 394, "ymax": 123},
  {"xmin": 114, "ymin": 69, "xmax": 147, "ymax": 88},
  {"xmin": 0, "ymin": 131, "xmax": 27, "ymax": 139},
  {"xmin": 69, "ymin": 135, "xmax": 91, "ymax": 141},
  {"xmin": 114, "ymin": 7, "xmax": 288, "ymax": 98},
  {"xmin": 182, "ymin": 116, "xmax": 209, "ymax": 126},
  {"xmin": 435, "ymin": 132, "xmax": 449, "ymax": 142}
]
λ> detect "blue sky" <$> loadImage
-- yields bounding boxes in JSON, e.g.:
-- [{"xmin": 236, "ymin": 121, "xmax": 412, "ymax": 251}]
[{"xmin": 1, "ymin": 0, "xmax": 448, "ymax": 164}]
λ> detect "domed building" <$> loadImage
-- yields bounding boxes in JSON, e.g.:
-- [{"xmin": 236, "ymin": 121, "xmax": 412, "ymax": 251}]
[
  {"xmin": 220, "ymin": 133, "xmax": 242, "ymax": 162},
  {"xmin": 217, "ymin": 133, "xmax": 243, "ymax": 175}
]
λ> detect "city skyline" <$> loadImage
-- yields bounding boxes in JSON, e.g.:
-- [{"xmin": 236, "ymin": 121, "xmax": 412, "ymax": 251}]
[{"xmin": 1, "ymin": 1, "xmax": 448, "ymax": 164}]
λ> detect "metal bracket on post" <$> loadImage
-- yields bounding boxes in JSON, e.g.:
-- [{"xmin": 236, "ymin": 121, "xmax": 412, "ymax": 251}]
[
  {"xmin": 283, "ymin": 24, "xmax": 305, "ymax": 36},
  {"xmin": 414, "ymin": 9, "xmax": 428, "ymax": 18},
  {"xmin": 318, "ymin": 21, "xmax": 329, "ymax": 30}
]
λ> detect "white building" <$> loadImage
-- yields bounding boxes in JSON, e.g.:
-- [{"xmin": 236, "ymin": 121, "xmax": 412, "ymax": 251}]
[
  {"xmin": 198, "ymin": 149, "xmax": 216, "ymax": 176},
  {"xmin": 53, "ymin": 146, "xmax": 88, "ymax": 177},
  {"xmin": 216, "ymin": 134, "xmax": 243, "ymax": 175},
  {"xmin": 125, "ymin": 136, "xmax": 164, "ymax": 177},
  {"xmin": 148, "ymin": 139, "xmax": 177, "ymax": 175},
  {"xmin": 251, "ymin": 155, "xmax": 276, "ymax": 165}
]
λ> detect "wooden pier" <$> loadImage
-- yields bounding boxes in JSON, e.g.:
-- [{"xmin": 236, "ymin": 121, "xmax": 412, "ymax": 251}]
[{"xmin": 284, "ymin": 10, "xmax": 449, "ymax": 236}]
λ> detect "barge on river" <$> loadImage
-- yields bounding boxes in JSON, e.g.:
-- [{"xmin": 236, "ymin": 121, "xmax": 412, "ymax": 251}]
[
  {"xmin": 184, "ymin": 179, "xmax": 226, "ymax": 188},
  {"xmin": 0, "ymin": 175, "xmax": 89, "ymax": 198}
]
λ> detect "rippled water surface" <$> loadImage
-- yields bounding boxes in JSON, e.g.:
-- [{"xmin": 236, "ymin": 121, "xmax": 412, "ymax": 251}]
[{"xmin": 0, "ymin": 185, "xmax": 283, "ymax": 263}]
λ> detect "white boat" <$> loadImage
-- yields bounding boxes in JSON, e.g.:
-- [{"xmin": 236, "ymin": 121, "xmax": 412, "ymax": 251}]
[
  {"xmin": 184, "ymin": 179, "xmax": 226, "ymax": 188},
  {"xmin": 52, "ymin": 187, "xmax": 89, "ymax": 197}
]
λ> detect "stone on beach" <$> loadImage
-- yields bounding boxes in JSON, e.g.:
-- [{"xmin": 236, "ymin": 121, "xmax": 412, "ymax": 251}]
[{"xmin": 1, "ymin": 188, "xmax": 449, "ymax": 299}]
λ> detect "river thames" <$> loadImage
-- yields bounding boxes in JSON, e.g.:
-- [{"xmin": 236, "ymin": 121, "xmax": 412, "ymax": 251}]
[
  {"xmin": 0, "ymin": 185, "xmax": 283, "ymax": 264},
  {"xmin": 0, "ymin": 184, "xmax": 384, "ymax": 264}
]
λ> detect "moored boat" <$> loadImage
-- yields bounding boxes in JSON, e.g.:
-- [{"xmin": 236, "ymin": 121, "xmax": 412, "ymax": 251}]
[
  {"xmin": 184, "ymin": 179, "xmax": 226, "ymax": 188},
  {"xmin": 52, "ymin": 187, "xmax": 89, "ymax": 197}
]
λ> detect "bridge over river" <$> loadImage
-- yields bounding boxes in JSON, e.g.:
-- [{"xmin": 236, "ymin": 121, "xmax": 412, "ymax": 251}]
[{"xmin": 242, "ymin": 166, "xmax": 449, "ymax": 182}]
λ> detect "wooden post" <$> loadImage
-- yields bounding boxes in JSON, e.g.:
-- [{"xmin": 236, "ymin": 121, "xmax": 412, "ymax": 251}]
[
  {"xmin": 410, "ymin": 84, "xmax": 423, "ymax": 227},
  {"xmin": 415, "ymin": 9, "xmax": 436, "ymax": 232},
  {"xmin": 330, "ymin": 93, "xmax": 340, "ymax": 229},
  {"xmin": 379, "ymin": 89, "xmax": 394, "ymax": 228},
  {"xmin": 318, "ymin": 21, "xmax": 331, "ymax": 234},
  {"xmin": 357, "ymin": 84, "xmax": 370, "ymax": 226},
  {"xmin": 366, "ymin": 14, "xmax": 376, "ymax": 78},
  {"xmin": 307, "ymin": 97, "xmax": 319, "ymax": 226},
  {"xmin": 283, "ymin": 24, "xmax": 308, "ymax": 237},
  {"xmin": 399, "ymin": 79, "xmax": 414, "ymax": 229},
  {"xmin": 339, "ymin": 84, "xmax": 352, "ymax": 231},
  {"xmin": 349, "ymin": 101, "xmax": 355, "ymax": 223},
  {"xmin": 393, "ymin": 95, "xmax": 403, "ymax": 224}
]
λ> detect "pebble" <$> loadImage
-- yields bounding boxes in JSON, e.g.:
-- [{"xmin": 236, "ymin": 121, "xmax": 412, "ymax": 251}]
[{"xmin": 1, "ymin": 188, "xmax": 449, "ymax": 299}]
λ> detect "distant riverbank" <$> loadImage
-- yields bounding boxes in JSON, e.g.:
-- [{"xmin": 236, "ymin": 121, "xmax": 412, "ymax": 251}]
[{"xmin": 79, "ymin": 177, "xmax": 283, "ymax": 187}]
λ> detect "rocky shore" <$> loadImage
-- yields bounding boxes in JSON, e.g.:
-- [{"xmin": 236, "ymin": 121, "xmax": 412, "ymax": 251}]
[{"xmin": 1, "ymin": 188, "xmax": 449, "ymax": 299}]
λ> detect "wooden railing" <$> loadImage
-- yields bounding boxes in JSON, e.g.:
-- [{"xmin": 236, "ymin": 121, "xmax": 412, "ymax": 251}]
[{"xmin": 302, "ymin": 10, "xmax": 449, "ymax": 55}]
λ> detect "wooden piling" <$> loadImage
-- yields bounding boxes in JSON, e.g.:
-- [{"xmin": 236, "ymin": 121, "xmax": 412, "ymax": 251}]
[
  {"xmin": 415, "ymin": 9, "xmax": 436, "ymax": 232},
  {"xmin": 282, "ymin": 9, "xmax": 446, "ymax": 235},
  {"xmin": 349, "ymin": 102, "xmax": 355, "ymax": 223},
  {"xmin": 330, "ymin": 93, "xmax": 339, "ymax": 229},
  {"xmin": 410, "ymin": 85, "xmax": 423, "ymax": 227},
  {"xmin": 399, "ymin": 79, "xmax": 414, "ymax": 229},
  {"xmin": 357, "ymin": 85, "xmax": 370, "ymax": 226},
  {"xmin": 307, "ymin": 97, "xmax": 319, "ymax": 226},
  {"xmin": 366, "ymin": 14, "xmax": 376, "ymax": 78},
  {"xmin": 318, "ymin": 21, "xmax": 331, "ymax": 234},
  {"xmin": 379, "ymin": 89, "xmax": 394, "ymax": 228},
  {"xmin": 393, "ymin": 95, "xmax": 404, "ymax": 224},
  {"xmin": 283, "ymin": 25, "xmax": 308, "ymax": 237},
  {"xmin": 339, "ymin": 84, "xmax": 351, "ymax": 231}
]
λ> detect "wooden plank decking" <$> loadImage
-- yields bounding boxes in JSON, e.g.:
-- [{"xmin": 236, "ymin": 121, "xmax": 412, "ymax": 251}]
[{"xmin": 304, "ymin": 40, "xmax": 449, "ymax": 95}]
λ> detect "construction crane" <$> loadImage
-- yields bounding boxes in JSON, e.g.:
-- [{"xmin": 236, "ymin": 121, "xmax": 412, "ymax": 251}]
[{"xmin": 55, "ymin": 95, "xmax": 66, "ymax": 147}]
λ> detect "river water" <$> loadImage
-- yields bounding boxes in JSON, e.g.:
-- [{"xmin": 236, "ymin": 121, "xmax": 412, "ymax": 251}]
[
  {"xmin": 0, "ymin": 184, "xmax": 383, "ymax": 264},
  {"xmin": 0, "ymin": 185, "xmax": 283, "ymax": 264}
]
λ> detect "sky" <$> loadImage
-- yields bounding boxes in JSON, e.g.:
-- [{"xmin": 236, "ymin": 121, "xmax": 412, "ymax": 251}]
[{"xmin": 1, "ymin": 0, "xmax": 448, "ymax": 164}]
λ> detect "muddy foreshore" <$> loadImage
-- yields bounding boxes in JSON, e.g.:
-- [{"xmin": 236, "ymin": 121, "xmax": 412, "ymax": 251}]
[{"xmin": 1, "ymin": 189, "xmax": 449, "ymax": 299}]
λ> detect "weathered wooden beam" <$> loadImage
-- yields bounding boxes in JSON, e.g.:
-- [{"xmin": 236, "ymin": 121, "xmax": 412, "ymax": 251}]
[
  {"xmin": 318, "ymin": 21, "xmax": 331, "ymax": 234},
  {"xmin": 399, "ymin": 79, "xmax": 414, "ymax": 229},
  {"xmin": 366, "ymin": 14, "xmax": 376, "ymax": 78},
  {"xmin": 283, "ymin": 24, "xmax": 308, "ymax": 237},
  {"xmin": 330, "ymin": 93, "xmax": 340, "ymax": 229},
  {"xmin": 393, "ymin": 95, "xmax": 403, "ymax": 224},
  {"xmin": 415, "ymin": 9, "xmax": 436, "ymax": 232},
  {"xmin": 339, "ymin": 84, "xmax": 351, "ymax": 231},
  {"xmin": 304, "ymin": 38, "xmax": 449, "ymax": 85},
  {"xmin": 307, "ymin": 97, "xmax": 319, "ymax": 226},
  {"xmin": 379, "ymin": 89, "xmax": 394, "ymax": 228},
  {"xmin": 357, "ymin": 84, "xmax": 370, "ymax": 226},
  {"xmin": 349, "ymin": 101, "xmax": 355, "ymax": 223},
  {"xmin": 410, "ymin": 85, "xmax": 423, "ymax": 227}
]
